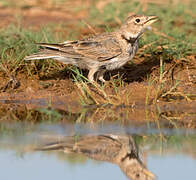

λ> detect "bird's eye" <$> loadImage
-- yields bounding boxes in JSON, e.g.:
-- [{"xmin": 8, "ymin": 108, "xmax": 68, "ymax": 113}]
[{"xmin": 135, "ymin": 18, "xmax": 140, "ymax": 23}]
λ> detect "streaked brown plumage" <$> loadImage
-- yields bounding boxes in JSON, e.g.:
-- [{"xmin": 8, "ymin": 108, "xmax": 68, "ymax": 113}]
[
  {"xmin": 25, "ymin": 14, "xmax": 157, "ymax": 82},
  {"xmin": 35, "ymin": 134, "xmax": 155, "ymax": 180}
]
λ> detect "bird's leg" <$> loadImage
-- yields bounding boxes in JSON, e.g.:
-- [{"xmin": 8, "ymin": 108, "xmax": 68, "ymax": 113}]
[
  {"xmin": 96, "ymin": 70, "xmax": 106, "ymax": 83},
  {"xmin": 88, "ymin": 68, "xmax": 98, "ymax": 82}
]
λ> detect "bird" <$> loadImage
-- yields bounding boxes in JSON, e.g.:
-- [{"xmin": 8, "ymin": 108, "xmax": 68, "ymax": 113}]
[
  {"xmin": 35, "ymin": 134, "xmax": 155, "ymax": 180},
  {"xmin": 25, "ymin": 14, "xmax": 157, "ymax": 82}
]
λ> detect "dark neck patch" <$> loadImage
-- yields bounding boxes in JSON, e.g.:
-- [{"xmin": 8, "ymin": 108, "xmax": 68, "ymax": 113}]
[
  {"xmin": 121, "ymin": 35, "xmax": 138, "ymax": 45},
  {"xmin": 121, "ymin": 150, "xmax": 138, "ymax": 162}
]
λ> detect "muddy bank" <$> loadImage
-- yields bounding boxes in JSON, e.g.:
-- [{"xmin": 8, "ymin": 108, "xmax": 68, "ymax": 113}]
[{"xmin": 0, "ymin": 80, "xmax": 195, "ymax": 128}]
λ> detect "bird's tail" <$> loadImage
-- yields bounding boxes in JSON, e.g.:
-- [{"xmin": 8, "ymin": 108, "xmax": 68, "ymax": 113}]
[
  {"xmin": 25, "ymin": 54, "xmax": 59, "ymax": 61},
  {"xmin": 24, "ymin": 43, "xmax": 64, "ymax": 61},
  {"xmin": 35, "ymin": 138, "xmax": 76, "ymax": 153},
  {"xmin": 35, "ymin": 141, "xmax": 66, "ymax": 151}
]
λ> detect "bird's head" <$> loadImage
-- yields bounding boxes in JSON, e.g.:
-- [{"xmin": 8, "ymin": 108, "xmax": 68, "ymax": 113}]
[
  {"xmin": 120, "ymin": 14, "xmax": 158, "ymax": 41},
  {"xmin": 120, "ymin": 157, "xmax": 156, "ymax": 180}
]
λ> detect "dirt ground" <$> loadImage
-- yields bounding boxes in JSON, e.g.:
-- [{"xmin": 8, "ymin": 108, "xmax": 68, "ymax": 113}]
[{"xmin": 0, "ymin": 0, "xmax": 195, "ymax": 127}]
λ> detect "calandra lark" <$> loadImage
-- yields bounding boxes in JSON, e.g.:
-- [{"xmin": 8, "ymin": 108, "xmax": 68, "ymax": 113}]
[
  {"xmin": 35, "ymin": 134, "xmax": 155, "ymax": 180},
  {"xmin": 25, "ymin": 14, "xmax": 157, "ymax": 82}
]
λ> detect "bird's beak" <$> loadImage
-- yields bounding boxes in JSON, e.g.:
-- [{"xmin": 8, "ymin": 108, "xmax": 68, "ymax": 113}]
[
  {"xmin": 143, "ymin": 168, "xmax": 156, "ymax": 179},
  {"xmin": 144, "ymin": 16, "xmax": 158, "ymax": 26}
]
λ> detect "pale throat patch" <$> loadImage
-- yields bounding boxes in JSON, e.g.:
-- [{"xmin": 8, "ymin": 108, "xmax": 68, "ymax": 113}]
[
  {"xmin": 121, "ymin": 32, "xmax": 140, "ymax": 45},
  {"xmin": 123, "ymin": 29, "xmax": 144, "ymax": 42}
]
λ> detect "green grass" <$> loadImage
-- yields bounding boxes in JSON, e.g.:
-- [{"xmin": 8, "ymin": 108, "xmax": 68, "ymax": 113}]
[
  {"xmin": 0, "ymin": 24, "xmax": 64, "ymax": 76},
  {"xmin": 89, "ymin": 1, "xmax": 196, "ymax": 57},
  {"xmin": 0, "ymin": 1, "xmax": 195, "ymax": 77},
  {"xmin": 0, "ymin": 1, "xmax": 195, "ymax": 75}
]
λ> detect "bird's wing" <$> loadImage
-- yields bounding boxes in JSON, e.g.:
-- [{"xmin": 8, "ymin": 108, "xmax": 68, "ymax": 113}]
[
  {"xmin": 73, "ymin": 36, "xmax": 122, "ymax": 61},
  {"xmin": 35, "ymin": 135, "xmax": 122, "ymax": 162},
  {"xmin": 38, "ymin": 34, "xmax": 122, "ymax": 61},
  {"xmin": 72, "ymin": 135, "xmax": 122, "ymax": 161}
]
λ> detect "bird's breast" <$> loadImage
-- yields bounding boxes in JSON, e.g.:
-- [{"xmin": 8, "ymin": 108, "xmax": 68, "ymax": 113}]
[
  {"xmin": 103, "ymin": 56, "xmax": 129, "ymax": 70},
  {"xmin": 104, "ymin": 42, "xmax": 139, "ymax": 70}
]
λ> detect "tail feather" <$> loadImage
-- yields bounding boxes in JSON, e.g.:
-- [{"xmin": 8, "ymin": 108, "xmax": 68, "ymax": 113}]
[
  {"xmin": 24, "ymin": 47, "xmax": 62, "ymax": 61},
  {"xmin": 36, "ymin": 43, "xmax": 64, "ymax": 50},
  {"xmin": 35, "ymin": 141, "xmax": 76, "ymax": 153},
  {"xmin": 24, "ymin": 54, "xmax": 60, "ymax": 60},
  {"xmin": 24, "ymin": 42, "xmax": 80, "ymax": 64},
  {"xmin": 25, "ymin": 43, "xmax": 63, "ymax": 61},
  {"xmin": 35, "ymin": 142, "xmax": 65, "ymax": 151}
]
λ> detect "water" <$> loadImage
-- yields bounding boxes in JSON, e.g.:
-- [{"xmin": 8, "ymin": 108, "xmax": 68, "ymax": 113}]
[
  {"xmin": 0, "ymin": 123, "xmax": 196, "ymax": 180},
  {"xmin": 1, "ymin": 151, "xmax": 195, "ymax": 180}
]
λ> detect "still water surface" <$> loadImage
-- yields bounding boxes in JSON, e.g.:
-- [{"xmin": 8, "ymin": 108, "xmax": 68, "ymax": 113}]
[{"xmin": 0, "ymin": 123, "xmax": 196, "ymax": 180}]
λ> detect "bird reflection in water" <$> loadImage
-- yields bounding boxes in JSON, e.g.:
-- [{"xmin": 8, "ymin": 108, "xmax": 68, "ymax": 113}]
[{"xmin": 36, "ymin": 134, "xmax": 155, "ymax": 180}]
